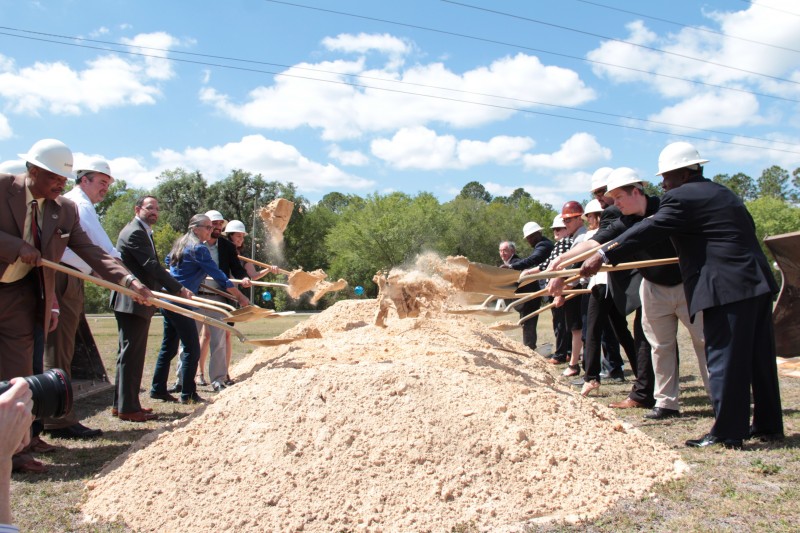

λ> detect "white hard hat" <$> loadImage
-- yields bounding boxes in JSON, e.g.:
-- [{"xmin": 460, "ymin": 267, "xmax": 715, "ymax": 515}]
[
  {"xmin": 582, "ymin": 199, "xmax": 603, "ymax": 217},
  {"xmin": 224, "ymin": 219, "xmax": 247, "ymax": 235},
  {"xmin": 74, "ymin": 157, "xmax": 113, "ymax": 182},
  {"xmin": 550, "ymin": 215, "xmax": 566, "ymax": 229},
  {"xmin": 523, "ymin": 221, "xmax": 542, "ymax": 238},
  {"xmin": 205, "ymin": 210, "xmax": 227, "ymax": 224},
  {"xmin": 0, "ymin": 159, "xmax": 26, "ymax": 174},
  {"xmin": 656, "ymin": 141, "xmax": 708, "ymax": 176},
  {"xmin": 606, "ymin": 167, "xmax": 644, "ymax": 193},
  {"xmin": 18, "ymin": 138, "xmax": 74, "ymax": 179},
  {"xmin": 590, "ymin": 167, "xmax": 614, "ymax": 192}
]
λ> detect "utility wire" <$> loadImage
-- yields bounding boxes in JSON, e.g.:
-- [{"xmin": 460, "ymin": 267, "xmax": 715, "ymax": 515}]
[
  {"xmin": 573, "ymin": 0, "xmax": 800, "ymax": 54},
  {"xmin": 2, "ymin": 30, "xmax": 799, "ymax": 156},
  {"xmin": 0, "ymin": 26, "xmax": 796, "ymax": 149},
  {"xmin": 737, "ymin": 0, "xmax": 800, "ymax": 18},
  {"xmin": 442, "ymin": 0, "xmax": 800, "ymax": 86},
  {"xmin": 261, "ymin": 0, "xmax": 800, "ymax": 105}
]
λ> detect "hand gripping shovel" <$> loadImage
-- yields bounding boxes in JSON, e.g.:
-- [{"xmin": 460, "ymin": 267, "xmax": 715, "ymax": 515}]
[
  {"xmin": 41, "ymin": 259, "xmax": 295, "ymax": 347},
  {"xmin": 199, "ymin": 282, "xmax": 286, "ymax": 322},
  {"xmin": 517, "ymin": 257, "xmax": 679, "ymax": 289}
]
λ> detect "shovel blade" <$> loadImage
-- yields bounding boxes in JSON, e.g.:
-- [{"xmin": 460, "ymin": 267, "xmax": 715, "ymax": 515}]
[{"xmin": 462, "ymin": 262, "xmax": 521, "ymax": 299}]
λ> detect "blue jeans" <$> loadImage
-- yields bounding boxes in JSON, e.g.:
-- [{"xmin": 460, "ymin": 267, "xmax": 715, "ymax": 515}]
[{"xmin": 151, "ymin": 309, "xmax": 199, "ymax": 400}]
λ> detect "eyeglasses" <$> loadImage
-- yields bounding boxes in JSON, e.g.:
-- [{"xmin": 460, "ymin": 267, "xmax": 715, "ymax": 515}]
[{"xmin": 195, "ymin": 224, "xmax": 213, "ymax": 230}]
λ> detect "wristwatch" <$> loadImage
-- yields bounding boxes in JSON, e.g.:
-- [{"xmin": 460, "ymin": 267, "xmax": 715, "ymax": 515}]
[{"xmin": 123, "ymin": 274, "xmax": 135, "ymax": 288}]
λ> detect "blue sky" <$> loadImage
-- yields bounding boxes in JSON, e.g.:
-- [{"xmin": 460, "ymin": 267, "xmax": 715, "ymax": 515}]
[{"xmin": 1, "ymin": 0, "xmax": 799, "ymax": 207}]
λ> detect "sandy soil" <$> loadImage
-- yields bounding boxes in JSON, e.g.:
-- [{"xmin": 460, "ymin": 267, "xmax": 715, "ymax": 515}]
[{"xmin": 82, "ymin": 260, "xmax": 683, "ymax": 532}]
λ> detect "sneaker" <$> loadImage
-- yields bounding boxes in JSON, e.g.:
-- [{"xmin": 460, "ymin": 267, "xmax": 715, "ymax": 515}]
[{"xmin": 211, "ymin": 381, "xmax": 226, "ymax": 392}]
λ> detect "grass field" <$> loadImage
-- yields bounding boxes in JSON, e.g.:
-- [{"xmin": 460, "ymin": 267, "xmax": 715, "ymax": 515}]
[{"xmin": 8, "ymin": 310, "xmax": 799, "ymax": 532}]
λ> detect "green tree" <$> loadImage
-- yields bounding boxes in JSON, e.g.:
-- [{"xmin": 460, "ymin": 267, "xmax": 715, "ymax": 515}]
[
  {"xmin": 325, "ymin": 192, "xmax": 446, "ymax": 291},
  {"xmin": 713, "ymin": 172, "xmax": 756, "ymax": 201},
  {"xmin": 96, "ymin": 179, "xmax": 129, "ymax": 220},
  {"xmin": 151, "ymin": 169, "xmax": 209, "ymax": 232},
  {"xmin": 458, "ymin": 181, "xmax": 492, "ymax": 203},
  {"xmin": 100, "ymin": 188, "xmax": 148, "ymax": 246},
  {"xmin": 757, "ymin": 165, "xmax": 789, "ymax": 200},
  {"xmin": 791, "ymin": 167, "xmax": 800, "ymax": 204},
  {"xmin": 745, "ymin": 196, "xmax": 800, "ymax": 266}
]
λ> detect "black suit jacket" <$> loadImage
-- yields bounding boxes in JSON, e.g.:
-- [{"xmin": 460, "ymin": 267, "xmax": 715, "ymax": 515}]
[
  {"xmin": 604, "ymin": 177, "xmax": 778, "ymax": 317},
  {"xmin": 110, "ymin": 218, "xmax": 183, "ymax": 318}
]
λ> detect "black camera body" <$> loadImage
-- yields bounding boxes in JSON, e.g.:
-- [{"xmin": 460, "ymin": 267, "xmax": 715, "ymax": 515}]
[{"xmin": 0, "ymin": 369, "xmax": 73, "ymax": 420}]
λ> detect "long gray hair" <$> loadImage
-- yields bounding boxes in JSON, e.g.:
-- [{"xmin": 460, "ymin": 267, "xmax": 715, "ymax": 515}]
[{"xmin": 169, "ymin": 214, "xmax": 208, "ymax": 267}]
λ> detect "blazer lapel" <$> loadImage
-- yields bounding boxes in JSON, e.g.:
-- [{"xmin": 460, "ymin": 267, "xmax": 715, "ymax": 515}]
[
  {"xmin": 8, "ymin": 175, "xmax": 27, "ymax": 238},
  {"xmin": 40, "ymin": 197, "xmax": 62, "ymax": 249}
]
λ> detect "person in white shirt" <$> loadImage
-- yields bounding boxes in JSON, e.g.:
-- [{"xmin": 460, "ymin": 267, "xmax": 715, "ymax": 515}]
[{"xmin": 42, "ymin": 158, "xmax": 120, "ymax": 440}]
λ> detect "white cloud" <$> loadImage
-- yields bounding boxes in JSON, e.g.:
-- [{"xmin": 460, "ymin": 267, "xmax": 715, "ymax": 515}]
[
  {"xmin": 370, "ymin": 126, "xmax": 534, "ymax": 170},
  {"xmin": 0, "ymin": 113, "xmax": 11, "ymax": 140},
  {"xmin": 0, "ymin": 32, "xmax": 180, "ymax": 116},
  {"xmin": 322, "ymin": 33, "xmax": 411, "ymax": 58},
  {"xmin": 648, "ymin": 91, "xmax": 762, "ymax": 130},
  {"xmin": 700, "ymin": 134, "xmax": 800, "ymax": 170},
  {"xmin": 89, "ymin": 26, "xmax": 109, "ymax": 38},
  {"xmin": 201, "ymin": 41, "xmax": 595, "ymax": 140},
  {"xmin": 523, "ymin": 133, "xmax": 611, "ymax": 170},
  {"xmin": 121, "ymin": 32, "xmax": 181, "ymax": 80},
  {"xmin": 147, "ymin": 134, "xmax": 374, "ymax": 192},
  {"xmin": 587, "ymin": 2, "xmax": 800, "ymax": 98},
  {"xmin": 328, "ymin": 144, "xmax": 370, "ymax": 166}
]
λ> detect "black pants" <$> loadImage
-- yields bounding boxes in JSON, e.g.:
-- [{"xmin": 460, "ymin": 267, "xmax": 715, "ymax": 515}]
[
  {"xmin": 552, "ymin": 305, "xmax": 570, "ymax": 356},
  {"xmin": 704, "ymin": 293, "xmax": 783, "ymax": 440},
  {"xmin": 518, "ymin": 297, "xmax": 542, "ymax": 351}
]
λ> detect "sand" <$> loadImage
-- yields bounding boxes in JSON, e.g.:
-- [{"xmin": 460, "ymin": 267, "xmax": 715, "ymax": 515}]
[{"xmin": 82, "ymin": 259, "xmax": 683, "ymax": 532}]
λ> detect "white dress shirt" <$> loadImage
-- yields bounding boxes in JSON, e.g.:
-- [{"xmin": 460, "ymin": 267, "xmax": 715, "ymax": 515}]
[{"xmin": 60, "ymin": 186, "xmax": 121, "ymax": 274}]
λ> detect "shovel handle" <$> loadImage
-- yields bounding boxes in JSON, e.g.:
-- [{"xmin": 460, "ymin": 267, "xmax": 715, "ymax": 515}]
[
  {"xmin": 152, "ymin": 291, "xmax": 235, "ymax": 315},
  {"xmin": 41, "ymin": 259, "xmax": 248, "ymax": 342},
  {"xmin": 518, "ymin": 291, "xmax": 582, "ymax": 325},
  {"xmin": 199, "ymin": 283, "xmax": 238, "ymax": 302},
  {"xmin": 237, "ymin": 255, "xmax": 291, "ymax": 276},
  {"xmin": 227, "ymin": 278, "xmax": 290, "ymax": 288}
]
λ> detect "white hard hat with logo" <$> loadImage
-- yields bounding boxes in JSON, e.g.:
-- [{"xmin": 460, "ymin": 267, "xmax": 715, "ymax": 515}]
[
  {"xmin": 522, "ymin": 221, "xmax": 542, "ymax": 238},
  {"xmin": 582, "ymin": 199, "xmax": 603, "ymax": 218},
  {"xmin": 205, "ymin": 210, "xmax": 227, "ymax": 224},
  {"xmin": 74, "ymin": 157, "xmax": 113, "ymax": 182},
  {"xmin": 590, "ymin": 167, "xmax": 614, "ymax": 192},
  {"xmin": 656, "ymin": 142, "xmax": 708, "ymax": 176},
  {"xmin": 550, "ymin": 215, "xmax": 566, "ymax": 229},
  {"xmin": 225, "ymin": 220, "xmax": 247, "ymax": 235},
  {"xmin": 606, "ymin": 167, "xmax": 644, "ymax": 194},
  {"xmin": 18, "ymin": 138, "xmax": 74, "ymax": 179},
  {"xmin": 0, "ymin": 159, "xmax": 26, "ymax": 175}
]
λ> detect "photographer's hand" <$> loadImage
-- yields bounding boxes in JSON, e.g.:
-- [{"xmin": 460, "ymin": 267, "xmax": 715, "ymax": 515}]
[{"xmin": 0, "ymin": 379, "xmax": 34, "ymax": 458}]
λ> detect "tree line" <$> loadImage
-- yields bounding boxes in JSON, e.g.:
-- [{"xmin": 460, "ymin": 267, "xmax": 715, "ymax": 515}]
[{"xmin": 81, "ymin": 165, "xmax": 800, "ymax": 313}]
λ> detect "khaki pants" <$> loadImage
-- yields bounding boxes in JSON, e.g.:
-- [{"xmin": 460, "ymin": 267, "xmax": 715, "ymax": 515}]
[{"xmin": 640, "ymin": 279, "xmax": 709, "ymax": 410}]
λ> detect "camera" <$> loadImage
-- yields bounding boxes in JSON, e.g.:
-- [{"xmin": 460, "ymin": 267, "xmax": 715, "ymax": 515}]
[{"xmin": 0, "ymin": 369, "xmax": 73, "ymax": 420}]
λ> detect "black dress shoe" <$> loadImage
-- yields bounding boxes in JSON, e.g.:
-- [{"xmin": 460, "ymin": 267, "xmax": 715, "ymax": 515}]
[
  {"xmin": 179, "ymin": 393, "xmax": 207, "ymax": 405},
  {"xmin": 167, "ymin": 382, "xmax": 182, "ymax": 394},
  {"xmin": 748, "ymin": 428, "xmax": 785, "ymax": 442},
  {"xmin": 46, "ymin": 423, "xmax": 103, "ymax": 440},
  {"xmin": 685, "ymin": 433, "xmax": 743, "ymax": 449},
  {"xmin": 150, "ymin": 391, "xmax": 178, "ymax": 403},
  {"xmin": 643, "ymin": 407, "xmax": 680, "ymax": 420}
]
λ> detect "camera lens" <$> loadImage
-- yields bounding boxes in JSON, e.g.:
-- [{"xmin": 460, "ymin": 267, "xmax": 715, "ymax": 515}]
[{"xmin": 0, "ymin": 369, "xmax": 73, "ymax": 420}]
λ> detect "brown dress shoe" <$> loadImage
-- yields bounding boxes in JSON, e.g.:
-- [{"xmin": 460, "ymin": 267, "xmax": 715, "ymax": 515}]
[
  {"xmin": 609, "ymin": 397, "xmax": 647, "ymax": 409},
  {"xmin": 12, "ymin": 453, "xmax": 48, "ymax": 474},
  {"xmin": 118, "ymin": 411, "xmax": 159, "ymax": 422},
  {"xmin": 28, "ymin": 435, "xmax": 58, "ymax": 454}
]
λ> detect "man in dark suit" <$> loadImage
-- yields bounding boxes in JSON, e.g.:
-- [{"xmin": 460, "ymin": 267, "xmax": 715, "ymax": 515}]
[
  {"xmin": 0, "ymin": 138, "xmax": 152, "ymax": 472},
  {"xmin": 111, "ymin": 196, "xmax": 192, "ymax": 421},
  {"xmin": 508, "ymin": 222, "xmax": 554, "ymax": 353},
  {"xmin": 582, "ymin": 142, "xmax": 783, "ymax": 449}
]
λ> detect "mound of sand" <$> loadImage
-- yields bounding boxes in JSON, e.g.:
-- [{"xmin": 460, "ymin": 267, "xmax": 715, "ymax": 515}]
[{"xmin": 83, "ymin": 293, "xmax": 682, "ymax": 531}]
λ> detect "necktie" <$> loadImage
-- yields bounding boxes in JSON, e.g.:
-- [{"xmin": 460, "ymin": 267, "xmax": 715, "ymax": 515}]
[{"xmin": 30, "ymin": 199, "xmax": 44, "ymax": 298}]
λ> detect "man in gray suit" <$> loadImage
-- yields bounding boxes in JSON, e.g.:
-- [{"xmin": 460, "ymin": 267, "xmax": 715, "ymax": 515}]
[{"xmin": 110, "ymin": 195, "xmax": 191, "ymax": 422}]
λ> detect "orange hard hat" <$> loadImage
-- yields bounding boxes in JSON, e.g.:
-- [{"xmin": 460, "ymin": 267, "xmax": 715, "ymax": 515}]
[{"xmin": 561, "ymin": 200, "xmax": 584, "ymax": 219}]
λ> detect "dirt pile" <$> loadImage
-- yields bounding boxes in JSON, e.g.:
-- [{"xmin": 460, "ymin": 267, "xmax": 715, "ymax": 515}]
[{"xmin": 82, "ymin": 269, "xmax": 683, "ymax": 531}]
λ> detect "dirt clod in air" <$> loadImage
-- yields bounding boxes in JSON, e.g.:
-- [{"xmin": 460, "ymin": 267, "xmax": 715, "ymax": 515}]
[
  {"xmin": 82, "ymin": 257, "xmax": 683, "ymax": 532},
  {"xmin": 258, "ymin": 198, "xmax": 294, "ymax": 245},
  {"xmin": 310, "ymin": 278, "xmax": 348, "ymax": 304},
  {"xmin": 286, "ymin": 268, "xmax": 326, "ymax": 299}
]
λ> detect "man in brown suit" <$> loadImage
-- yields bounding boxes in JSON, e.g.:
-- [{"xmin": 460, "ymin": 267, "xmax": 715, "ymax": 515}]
[{"xmin": 0, "ymin": 138, "xmax": 152, "ymax": 473}]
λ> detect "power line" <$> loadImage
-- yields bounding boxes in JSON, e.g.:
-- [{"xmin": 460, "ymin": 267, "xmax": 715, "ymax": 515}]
[
  {"xmin": 1, "ymin": 26, "xmax": 797, "ymax": 149},
  {"xmin": 442, "ymin": 0, "xmax": 800, "ymax": 86},
  {"xmin": 737, "ymin": 0, "xmax": 800, "ymax": 18},
  {"xmin": 573, "ymin": 0, "xmax": 800, "ymax": 54},
  {"xmin": 261, "ymin": 0, "xmax": 800, "ymax": 105},
  {"xmin": 2, "ymin": 30, "xmax": 799, "ymax": 156}
]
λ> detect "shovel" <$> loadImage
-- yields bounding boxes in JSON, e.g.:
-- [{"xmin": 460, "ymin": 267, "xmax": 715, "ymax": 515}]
[
  {"xmin": 517, "ymin": 257, "xmax": 679, "ymax": 289},
  {"xmin": 41, "ymin": 259, "xmax": 290, "ymax": 347},
  {"xmin": 199, "ymin": 283, "xmax": 293, "ymax": 322},
  {"xmin": 489, "ymin": 291, "xmax": 586, "ymax": 331},
  {"xmin": 237, "ymin": 256, "xmax": 324, "ymax": 298}
]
